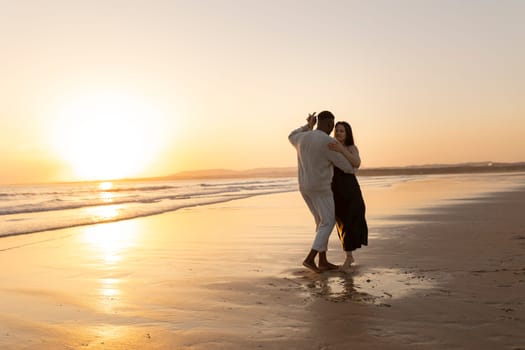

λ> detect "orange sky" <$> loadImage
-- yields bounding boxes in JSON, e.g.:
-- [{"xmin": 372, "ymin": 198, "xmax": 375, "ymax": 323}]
[{"xmin": 1, "ymin": 1, "xmax": 524, "ymax": 184}]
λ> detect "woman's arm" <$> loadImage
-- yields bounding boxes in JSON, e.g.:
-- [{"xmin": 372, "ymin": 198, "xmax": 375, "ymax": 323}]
[{"xmin": 328, "ymin": 143, "xmax": 361, "ymax": 168}]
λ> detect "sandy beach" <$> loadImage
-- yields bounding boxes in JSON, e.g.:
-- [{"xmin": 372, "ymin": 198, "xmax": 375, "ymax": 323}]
[{"xmin": 1, "ymin": 174, "xmax": 524, "ymax": 349}]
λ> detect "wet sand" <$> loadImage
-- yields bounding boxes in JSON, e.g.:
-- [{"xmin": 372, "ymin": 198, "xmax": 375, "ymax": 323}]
[{"xmin": 0, "ymin": 175, "xmax": 524, "ymax": 349}]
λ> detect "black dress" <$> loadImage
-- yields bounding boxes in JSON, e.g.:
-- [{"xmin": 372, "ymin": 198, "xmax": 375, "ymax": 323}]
[{"xmin": 331, "ymin": 166, "xmax": 368, "ymax": 251}]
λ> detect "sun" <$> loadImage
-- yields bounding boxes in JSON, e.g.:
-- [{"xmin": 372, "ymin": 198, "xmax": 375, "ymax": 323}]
[{"xmin": 50, "ymin": 90, "xmax": 169, "ymax": 181}]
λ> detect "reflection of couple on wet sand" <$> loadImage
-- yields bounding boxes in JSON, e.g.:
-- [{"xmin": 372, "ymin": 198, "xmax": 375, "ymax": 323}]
[{"xmin": 288, "ymin": 110, "xmax": 368, "ymax": 273}]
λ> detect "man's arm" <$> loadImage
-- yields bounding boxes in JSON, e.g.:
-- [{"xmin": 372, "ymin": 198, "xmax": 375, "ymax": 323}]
[
  {"xmin": 327, "ymin": 146, "xmax": 354, "ymax": 173},
  {"xmin": 288, "ymin": 125, "xmax": 310, "ymax": 146},
  {"xmin": 288, "ymin": 113, "xmax": 317, "ymax": 146},
  {"xmin": 329, "ymin": 143, "xmax": 361, "ymax": 168}
]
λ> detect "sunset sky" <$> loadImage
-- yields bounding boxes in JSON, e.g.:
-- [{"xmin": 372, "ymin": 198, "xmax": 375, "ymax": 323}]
[{"xmin": 1, "ymin": 0, "xmax": 524, "ymax": 184}]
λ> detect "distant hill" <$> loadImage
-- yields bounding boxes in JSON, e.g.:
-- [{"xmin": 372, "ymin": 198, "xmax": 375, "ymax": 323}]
[
  {"xmin": 157, "ymin": 167, "xmax": 298, "ymax": 180},
  {"xmin": 356, "ymin": 162, "xmax": 525, "ymax": 176},
  {"xmin": 153, "ymin": 162, "xmax": 525, "ymax": 180}
]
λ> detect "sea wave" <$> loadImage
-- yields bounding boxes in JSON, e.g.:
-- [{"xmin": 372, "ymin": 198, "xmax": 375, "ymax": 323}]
[
  {"xmin": 0, "ymin": 177, "xmax": 298, "ymax": 238},
  {"xmin": 0, "ymin": 188, "xmax": 295, "ymax": 238}
]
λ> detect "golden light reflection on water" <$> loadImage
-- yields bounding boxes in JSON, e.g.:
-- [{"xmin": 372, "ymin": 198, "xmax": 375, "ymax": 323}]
[
  {"xmin": 81, "ymin": 220, "xmax": 140, "ymax": 265},
  {"xmin": 80, "ymin": 220, "xmax": 141, "ymax": 312},
  {"xmin": 100, "ymin": 192, "xmax": 115, "ymax": 203},
  {"xmin": 92, "ymin": 324, "xmax": 128, "ymax": 343},
  {"xmin": 98, "ymin": 278, "xmax": 121, "ymax": 298},
  {"xmin": 85, "ymin": 204, "xmax": 120, "ymax": 220},
  {"xmin": 85, "ymin": 182, "xmax": 120, "ymax": 219},
  {"xmin": 99, "ymin": 182, "xmax": 115, "ymax": 203}
]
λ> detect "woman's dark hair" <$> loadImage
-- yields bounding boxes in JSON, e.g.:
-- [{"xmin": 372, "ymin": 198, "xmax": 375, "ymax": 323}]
[{"xmin": 336, "ymin": 121, "xmax": 355, "ymax": 146}]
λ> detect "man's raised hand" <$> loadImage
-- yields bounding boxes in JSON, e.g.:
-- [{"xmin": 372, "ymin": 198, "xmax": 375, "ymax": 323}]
[{"xmin": 306, "ymin": 112, "xmax": 317, "ymax": 129}]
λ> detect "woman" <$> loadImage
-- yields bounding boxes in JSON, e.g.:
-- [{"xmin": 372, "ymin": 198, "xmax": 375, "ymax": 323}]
[{"xmin": 328, "ymin": 121, "xmax": 368, "ymax": 271}]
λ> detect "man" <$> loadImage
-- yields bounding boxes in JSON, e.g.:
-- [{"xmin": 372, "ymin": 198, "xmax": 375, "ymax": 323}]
[{"xmin": 288, "ymin": 111, "xmax": 355, "ymax": 272}]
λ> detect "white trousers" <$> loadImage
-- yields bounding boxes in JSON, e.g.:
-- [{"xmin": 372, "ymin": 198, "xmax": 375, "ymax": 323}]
[{"xmin": 300, "ymin": 189, "xmax": 335, "ymax": 252}]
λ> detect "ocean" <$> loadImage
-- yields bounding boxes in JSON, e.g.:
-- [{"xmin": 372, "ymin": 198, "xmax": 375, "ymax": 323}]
[{"xmin": 1, "ymin": 172, "xmax": 523, "ymax": 238}]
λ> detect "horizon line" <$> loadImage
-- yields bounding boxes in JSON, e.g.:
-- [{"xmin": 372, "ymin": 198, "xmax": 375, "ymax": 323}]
[{"xmin": 2, "ymin": 161, "xmax": 525, "ymax": 186}]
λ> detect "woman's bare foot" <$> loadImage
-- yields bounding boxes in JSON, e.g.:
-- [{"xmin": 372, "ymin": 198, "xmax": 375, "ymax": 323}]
[
  {"xmin": 340, "ymin": 254, "xmax": 354, "ymax": 272},
  {"xmin": 339, "ymin": 265, "xmax": 352, "ymax": 273},
  {"xmin": 345, "ymin": 253, "xmax": 355, "ymax": 265}
]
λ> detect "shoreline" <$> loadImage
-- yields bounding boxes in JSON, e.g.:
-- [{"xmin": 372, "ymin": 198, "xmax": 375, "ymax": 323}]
[
  {"xmin": 0, "ymin": 178, "xmax": 524, "ymax": 349},
  {"xmin": 2, "ymin": 171, "xmax": 523, "ymax": 241}
]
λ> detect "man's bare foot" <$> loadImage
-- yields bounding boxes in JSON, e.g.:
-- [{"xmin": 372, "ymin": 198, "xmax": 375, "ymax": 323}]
[
  {"xmin": 303, "ymin": 260, "xmax": 321, "ymax": 273},
  {"xmin": 319, "ymin": 261, "xmax": 339, "ymax": 272}
]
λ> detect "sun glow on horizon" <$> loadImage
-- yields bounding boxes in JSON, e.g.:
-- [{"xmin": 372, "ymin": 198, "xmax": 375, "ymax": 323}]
[{"xmin": 49, "ymin": 90, "xmax": 170, "ymax": 181}]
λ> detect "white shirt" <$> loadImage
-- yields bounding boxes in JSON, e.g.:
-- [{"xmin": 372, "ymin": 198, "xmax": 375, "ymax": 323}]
[{"xmin": 289, "ymin": 125, "xmax": 354, "ymax": 192}]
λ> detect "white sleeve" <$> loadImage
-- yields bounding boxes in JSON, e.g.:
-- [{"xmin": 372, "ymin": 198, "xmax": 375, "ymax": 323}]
[
  {"xmin": 288, "ymin": 125, "xmax": 310, "ymax": 146},
  {"xmin": 327, "ymin": 147, "xmax": 354, "ymax": 173}
]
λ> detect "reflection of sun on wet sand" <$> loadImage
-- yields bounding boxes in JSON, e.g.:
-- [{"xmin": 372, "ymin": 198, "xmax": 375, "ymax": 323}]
[{"xmin": 0, "ymin": 174, "xmax": 524, "ymax": 349}]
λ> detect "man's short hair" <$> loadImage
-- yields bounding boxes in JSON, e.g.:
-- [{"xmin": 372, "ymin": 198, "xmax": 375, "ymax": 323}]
[{"xmin": 317, "ymin": 111, "xmax": 334, "ymax": 121}]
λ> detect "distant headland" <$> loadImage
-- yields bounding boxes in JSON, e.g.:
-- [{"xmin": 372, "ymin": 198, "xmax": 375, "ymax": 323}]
[{"xmin": 150, "ymin": 162, "xmax": 525, "ymax": 181}]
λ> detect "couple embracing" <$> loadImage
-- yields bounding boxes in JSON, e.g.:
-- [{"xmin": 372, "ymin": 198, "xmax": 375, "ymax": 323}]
[{"xmin": 288, "ymin": 111, "xmax": 368, "ymax": 273}]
